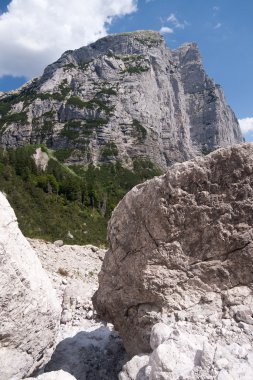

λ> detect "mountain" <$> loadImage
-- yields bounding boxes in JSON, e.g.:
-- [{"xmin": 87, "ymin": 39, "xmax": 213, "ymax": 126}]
[
  {"xmin": 0, "ymin": 31, "xmax": 244, "ymax": 245},
  {"xmin": 0, "ymin": 30, "xmax": 243, "ymax": 169}
]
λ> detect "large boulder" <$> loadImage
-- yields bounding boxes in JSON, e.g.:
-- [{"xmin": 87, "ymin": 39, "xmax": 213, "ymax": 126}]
[
  {"xmin": 0, "ymin": 193, "xmax": 61, "ymax": 379},
  {"xmin": 93, "ymin": 143, "xmax": 253, "ymax": 355}
]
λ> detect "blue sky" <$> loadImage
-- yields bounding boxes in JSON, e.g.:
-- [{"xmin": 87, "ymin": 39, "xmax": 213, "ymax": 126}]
[{"xmin": 0, "ymin": 0, "xmax": 252, "ymax": 139}]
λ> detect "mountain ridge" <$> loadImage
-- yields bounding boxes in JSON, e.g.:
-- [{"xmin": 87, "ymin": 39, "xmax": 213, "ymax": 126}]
[{"xmin": 0, "ymin": 30, "xmax": 243, "ymax": 170}]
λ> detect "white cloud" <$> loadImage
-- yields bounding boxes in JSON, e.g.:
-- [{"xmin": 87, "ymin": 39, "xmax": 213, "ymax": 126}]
[
  {"xmin": 159, "ymin": 26, "xmax": 174, "ymax": 34},
  {"xmin": 214, "ymin": 22, "xmax": 222, "ymax": 29},
  {"xmin": 0, "ymin": 0, "xmax": 137, "ymax": 78},
  {"xmin": 167, "ymin": 13, "xmax": 187, "ymax": 29},
  {"xmin": 239, "ymin": 118, "xmax": 253, "ymax": 133}
]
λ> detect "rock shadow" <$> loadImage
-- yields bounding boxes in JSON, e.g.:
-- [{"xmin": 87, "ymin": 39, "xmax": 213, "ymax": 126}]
[{"xmin": 44, "ymin": 326, "xmax": 127, "ymax": 380}]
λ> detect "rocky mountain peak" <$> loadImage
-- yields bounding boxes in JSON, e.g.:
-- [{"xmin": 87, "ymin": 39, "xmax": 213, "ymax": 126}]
[
  {"xmin": 0, "ymin": 30, "xmax": 243, "ymax": 169},
  {"xmin": 42, "ymin": 30, "xmax": 165, "ymax": 79}
]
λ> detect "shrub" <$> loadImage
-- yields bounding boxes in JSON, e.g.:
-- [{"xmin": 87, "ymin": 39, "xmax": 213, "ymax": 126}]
[
  {"xmin": 132, "ymin": 119, "xmax": 147, "ymax": 141},
  {"xmin": 101, "ymin": 142, "xmax": 119, "ymax": 158}
]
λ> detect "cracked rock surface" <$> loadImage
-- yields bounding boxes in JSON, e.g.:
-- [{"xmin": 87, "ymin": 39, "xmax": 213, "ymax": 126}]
[
  {"xmin": 0, "ymin": 31, "xmax": 242, "ymax": 169},
  {"xmin": 93, "ymin": 143, "xmax": 253, "ymax": 366},
  {"xmin": 0, "ymin": 193, "xmax": 61, "ymax": 380}
]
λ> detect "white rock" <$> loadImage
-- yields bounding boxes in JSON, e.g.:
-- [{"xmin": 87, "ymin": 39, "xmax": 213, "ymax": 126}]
[
  {"xmin": 216, "ymin": 358, "xmax": 229, "ymax": 370},
  {"xmin": 26, "ymin": 369, "xmax": 76, "ymax": 379},
  {"xmin": 0, "ymin": 193, "xmax": 61, "ymax": 379},
  {"xmin": 119, "ymin": 354, "xmax": 149, "ymax": 380},
  {"xmin": 86, "ymin": 310, "xmax": 93, "ymax": 320},
  {"xmin": 247, "ymin": 351, "xmax": 253, "ymax": 367},
  {"xmin": 217, "ymin": 369, "xmax": 234, "ymax": 380},
  {"xmin": 61, "ymin": 310, "xmax": 72, "ymax": 324},
  {"xmin": 150, "ymin": 323, "xmax": 172, "ymax": 350},
  {"xmin": 54, "ymin": 240, "xmax": 64, "ymax": 247}
]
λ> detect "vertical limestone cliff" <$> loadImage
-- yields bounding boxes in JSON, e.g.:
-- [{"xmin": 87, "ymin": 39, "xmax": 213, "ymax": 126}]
[{"xmin": 0, "ymin": 31, "xmax": 243, "ymax": 169}]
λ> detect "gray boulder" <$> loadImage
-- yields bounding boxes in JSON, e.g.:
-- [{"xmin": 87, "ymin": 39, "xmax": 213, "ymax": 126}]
[
  {"xmin": 93, "ymin": 143, "xmax": 253, "ymax": 355},
  {"xmin": 0, "ymin": 193, "xmax": 61, "ymax": 379}
]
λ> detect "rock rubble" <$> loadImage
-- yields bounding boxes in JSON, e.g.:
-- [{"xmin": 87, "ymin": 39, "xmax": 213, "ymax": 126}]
[{"xmin": 29, "ymin": 239, "xmax": 127, "ymax": 380}]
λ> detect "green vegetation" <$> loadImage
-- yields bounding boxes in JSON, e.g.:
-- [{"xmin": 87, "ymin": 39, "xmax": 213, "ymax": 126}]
[
  {"xmin": 122, "ymin": 54, "xmax": 145, "ymax": 62},
  {"xmin": 0, "ymin": 145, "xmax": 162, "ymax": 246},
  {"xmin": 201, "ymin": 146, "xmax": 213, "ymax": 155},
  {"xmin": 83, "ymin": 98, "xmax": 114, "ymax": 114},
  {"xmin": 38, "ymin": 80, "xmax": 71, "ymax": 102},
  {"xmin": 101, "ymin": 142, "xmax": 119, "ymax": 159},
  {"xmin": 132, "ymin": 119, "xmax": 147, "ymax": 142},
  {"xmin": 207, "ymin": 88, "xmax": 218, "ymax": 103},
  {"xmin": 122, "ymin": 66, "xmax": 149, "ymax": 74},
  {"xmin": 63, "ymin": 63, "xmax": 76, "ymax": 71},
  {"xmin": 53, "ymin": 148, "xmax": 74, "ymax": 162},
  {"xmin": 78, "ymin": 61, "xmax": 92, "ymax": 70},
  {"xmin": 0, "ymin": 111, "xmax": 28, "ymax": 129},
  {"xmin": 59, "ymin": 79, "xmax": 71, "ymax": 97},
  {"xmin": 85, "ymin": 118, "xmax": 108, "ymax": 127},
  {"xmin": 120, "ymin": 54, "xmax": 150, "ymax": 75},
  {"xmin": 96, "ymin": 87, "xmax": 117, "ymax": 96},
  {"xmin": 60, "ymin": 120, "xmax": 83, "ymax": 140},
  {"xmin": 67, "ymin": 96, "xmax": 114, "ymax": 115},
  {"xmin": 117, "ymin": 31, "xmax": 163, "ymax": 46},
  {"xmin": 67, "ymin": 96, "xmax": 87, "ymax": 108},
  {"xmin": 38, "ymin": 92, "xmax": 65, "ymax": 101}
]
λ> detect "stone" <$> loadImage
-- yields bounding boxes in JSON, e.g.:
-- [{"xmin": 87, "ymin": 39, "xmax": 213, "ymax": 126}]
[
  {"xmin": 26, "ymin": 369, "xmax": 76, "ymax": 379},
  {"xmin": 215, "ymin": 358, "xmax": 229, "ymax": 370},
  {"xmin": 94, "ymin": 144, "xmax": 253, "ymax": 355},
  {"xmin": 67, "ymin": 231, "xmax": 74, "ymax": 239},
  {"xmin": 28, "ymin": 239, "xmax": 124, "ymax": 380},
  {"xmin": 54, "ymin": 240, "xmax": 64, "ymax": 247},
  {"xmin": 32, "ymin": 147, "xmax": 49, "ymax": 171},
  {"xmin": 119, "ymin": 354, "xmax": 150, "ymax": 380},
  {"xmin": 60, "ymin": 310, "xmax": 72, "ymax": 324},
  {"xmin": 0, "ymin": 31, "xmax": 242, "ymax": 169},
  {"xmin": 150, "ymin": 323, "xmax": 172, "ymax": 350},
  {"xmin": 86, "ymin": 310, "xmax": 93, "ymax": 320},
  {"xmin": 146, "ymin": 328, "xmax": 206, "ymax": 380},
  {"xmin": 0, "ymin": 193, "xmax": 61, "ymax": 379},
  {"xmin": 217, "ymin": 370, "xmax": 234, "ymax": 380}
]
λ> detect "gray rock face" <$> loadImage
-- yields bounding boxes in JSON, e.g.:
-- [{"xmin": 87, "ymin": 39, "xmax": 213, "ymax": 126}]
[
  {"xmin": 93, "ymin": 143, "xmax": 253, "ymax": 356},
  {"xmin": 0, "ymin": 31, "xmax": 242, "ymax": 169},
  {"xmin": 0, "ymin": 193, "xmax": 61, "ymax": 379}
]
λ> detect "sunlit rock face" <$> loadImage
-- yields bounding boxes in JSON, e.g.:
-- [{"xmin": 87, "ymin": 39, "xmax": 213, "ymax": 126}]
[
  {"xmin": 0, "ymin": 31, "xmax": 242, "ymax": 169},
  {"xmin": 0, "ymin": 192, "xmax": 61, "ymax": 379}
]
